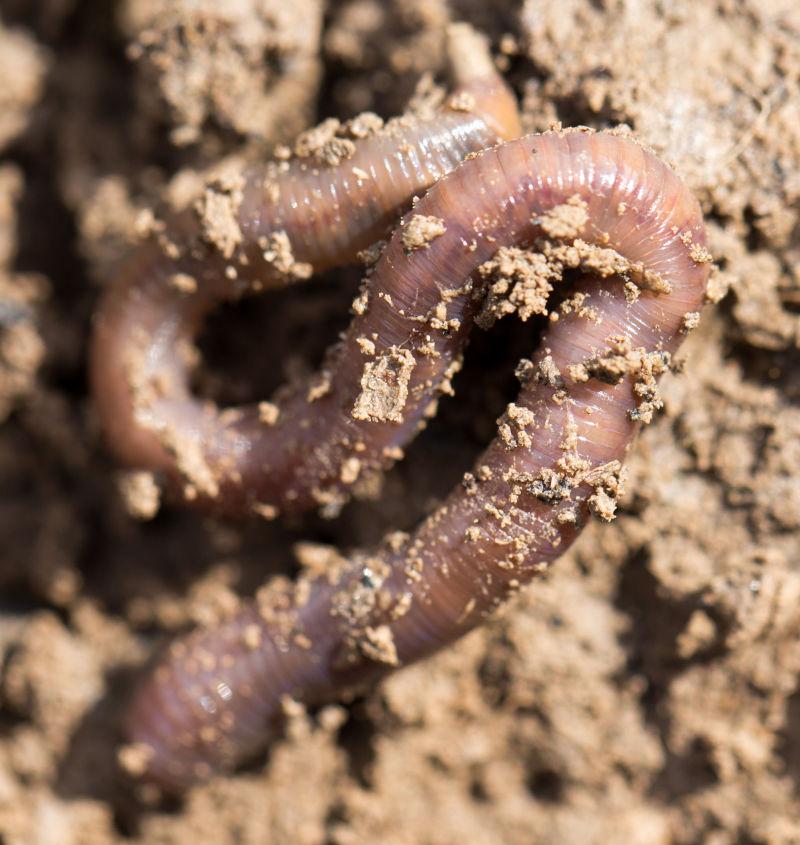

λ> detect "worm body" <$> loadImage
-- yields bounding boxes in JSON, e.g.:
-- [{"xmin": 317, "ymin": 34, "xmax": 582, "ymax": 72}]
[
  {"xmin": 124, "ymin": 131, "xmax": 711, "ymax": 788},
  {"xmin": 91, "ymin": 28, "xmax": 521, "ymax": 516}
]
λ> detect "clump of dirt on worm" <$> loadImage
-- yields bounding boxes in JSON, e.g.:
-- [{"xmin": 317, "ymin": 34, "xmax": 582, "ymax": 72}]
[{"xmin": 0, "ymin": 1, "xmax": 799, "ymax": 843}]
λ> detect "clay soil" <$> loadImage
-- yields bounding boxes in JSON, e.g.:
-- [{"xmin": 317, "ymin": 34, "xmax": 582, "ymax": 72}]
[{"xmin": 0, "ymin": 1, "xmax": 799, "ymax": 843}]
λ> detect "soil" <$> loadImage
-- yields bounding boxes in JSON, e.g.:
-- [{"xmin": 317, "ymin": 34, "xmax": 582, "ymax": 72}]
[{"xmin": 0, "ymin": 0, "xmax": 798, "ymax": 842}]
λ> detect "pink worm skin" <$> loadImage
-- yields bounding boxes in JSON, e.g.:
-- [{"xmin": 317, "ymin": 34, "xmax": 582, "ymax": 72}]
[
  {"xmin": 124, "ymin": 131, "xmax": 710, "ymax": 789},
  {"xmin": 90, "ymin": 71, "xmax": 521, "ymax": 517}
]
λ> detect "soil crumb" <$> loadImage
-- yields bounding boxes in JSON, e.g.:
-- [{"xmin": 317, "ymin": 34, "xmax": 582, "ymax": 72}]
[
  {"xmin": 401, "ymin": 214, "xmax": 446, "ymax": 251},
  {"xmin": 352, "ymin": 347, "xmax": 416, "ymax": 423}
]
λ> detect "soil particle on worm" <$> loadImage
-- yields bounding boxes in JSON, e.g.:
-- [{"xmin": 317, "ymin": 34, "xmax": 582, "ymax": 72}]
[
  {"xmin": 196, "ymin": 178, "xmax": 245, "ymax": 259},
  {"xmin": 352, "ymin": 347, "xmax": 416, "ymax": 423},
  {"xmin": 400, "ymin": 213, "xmax": 447, "ymax": 252}
]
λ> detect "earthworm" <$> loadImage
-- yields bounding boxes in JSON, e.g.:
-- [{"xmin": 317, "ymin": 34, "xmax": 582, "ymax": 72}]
[
  {"xmin": 90, "ymin": 24, "xmax": 521, "ymax": 516},
  {"xmin": 122, "ymin": 130, "xmax": 711, "ymax": 789}
]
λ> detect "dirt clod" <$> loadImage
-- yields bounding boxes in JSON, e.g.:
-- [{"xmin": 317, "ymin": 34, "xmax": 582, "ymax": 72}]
[{"xmin": 352, "ymin": 347, "xmax": 416, "ymax": 423}]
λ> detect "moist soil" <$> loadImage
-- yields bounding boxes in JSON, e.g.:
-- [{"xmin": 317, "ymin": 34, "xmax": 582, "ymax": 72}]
[{"xmin": 0, "ymin": 1, "xmax": 799, "ymax": 843}]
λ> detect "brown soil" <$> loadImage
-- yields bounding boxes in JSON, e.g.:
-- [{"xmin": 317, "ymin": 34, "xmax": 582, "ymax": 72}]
[{"xmin": 0, "ymin": 0, "xmax": 799, "ymax": 842}]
